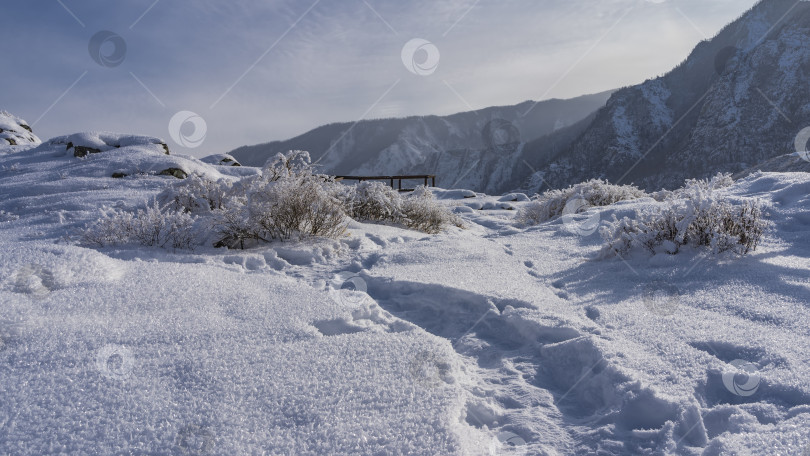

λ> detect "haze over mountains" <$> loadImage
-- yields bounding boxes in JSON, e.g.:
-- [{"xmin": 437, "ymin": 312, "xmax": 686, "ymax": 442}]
[
  {"xmin": 527, "ymin": 0, "xmax": 810, "ymax": 192},
  {"xmin": 233, "ymin": 0, "xmax": 810, "ymax": 194},
  {"xmin": 230, "ymin": 92, "xmax": 613, "ymax": 195}
]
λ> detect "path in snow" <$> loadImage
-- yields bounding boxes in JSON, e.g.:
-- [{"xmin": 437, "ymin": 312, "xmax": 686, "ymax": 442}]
[{"xmin": 307, "ymin": 216, "xmax": 682, "ymax": 455}]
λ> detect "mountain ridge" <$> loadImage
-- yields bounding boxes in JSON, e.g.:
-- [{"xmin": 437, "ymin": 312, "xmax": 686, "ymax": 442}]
[
  {"xmin": 233, "ymin": 0, "xmax": 810, "ymax": 195},
  {"xmin": 526, "ymin": 0, "xmax": 810, "ymax": 192},
  {"xmin": 229, "ymin": 91, "xmax": 614, "ymax": 194}
]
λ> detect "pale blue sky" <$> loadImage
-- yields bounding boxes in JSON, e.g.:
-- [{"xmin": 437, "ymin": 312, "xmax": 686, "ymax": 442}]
[{"xmin": 2, "ymin": 0, "xmax": 759, "ymax": 156}]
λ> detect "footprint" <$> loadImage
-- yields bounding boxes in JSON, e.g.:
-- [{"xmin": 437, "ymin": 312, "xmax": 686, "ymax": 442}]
[
  {"xmin": 13, "ymin": 264, "xmax": 56, "ymax": 298},
  {"xmin": 464, "ymin": 400, "xmax": 501, "ymax": 428},
  {"xmin": 362, "ymin": 252, "xmax": 384, "ymax": 269},
  {"xmin": 365, "ymin": 233, "xmax": 387, "ymax": 247},
  {"xmin": 313, "ymin": 302, "xmax": 414, "ymax": 336},
  {"xmin": 688, "ymin": 341, "xmax": 786, "ymax": 367},
  {"xmin": 312, "ymin": 318, "xmax": 365, "ymax": 336},
  {"xmin": 693, "ymin": 341, "xmax": 810, "ymax": 408}
]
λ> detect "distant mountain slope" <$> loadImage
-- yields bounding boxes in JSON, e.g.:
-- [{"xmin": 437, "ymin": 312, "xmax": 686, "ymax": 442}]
[
  {"xmin": 229, "ymin": 92, "xmax": 613, "ymax": 194},
  {"xmin": 526, "ymin": 0, "xmax": 810, "ymax": 192}
]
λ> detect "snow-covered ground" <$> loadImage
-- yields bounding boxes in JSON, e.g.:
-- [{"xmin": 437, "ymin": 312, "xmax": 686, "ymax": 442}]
[{"xmin": 2, "ymin": 131, "xmax": 810, "ymax": 455}]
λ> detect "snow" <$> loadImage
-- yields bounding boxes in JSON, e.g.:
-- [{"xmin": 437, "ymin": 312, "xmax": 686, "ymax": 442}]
[
  {"xmin": 0, "ymin": 111, "xmax": 40, "ymax": 146},
  {"xmin": 200, "ymin": 154, "xmax": 242, "ymax": 167},
  {"xmin": 640, "ymin": 80, "xmax": 674, "ymax": 129},
  {"xmin": 2, "ymin": 127, "xmax": 810, "ymax": 454},
  {"xmin": 611, "ymin": 104, "xmax": 641, "ymax": 158}
]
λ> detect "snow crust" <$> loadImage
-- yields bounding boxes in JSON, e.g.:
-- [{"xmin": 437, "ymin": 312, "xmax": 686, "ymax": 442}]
[{"xmin": 1, "ymin": 128, "xmax": 810, "ymax": 454}]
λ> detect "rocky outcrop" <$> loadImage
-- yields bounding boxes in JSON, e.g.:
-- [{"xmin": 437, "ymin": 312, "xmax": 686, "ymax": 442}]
[
  {"xmin": 47, "ymin": 133, "xmax": 171, "ymax": 158},
  {"xmin": 159, "ymin": 168, "xmax": 188, "ymax": 179},
  {"xmin": 0, "ymin": 111, "xmax": 40, "ymax": 146},
  {"xmin": 201, "ymin": 154, "xmax": 241, "ymax": 167}
]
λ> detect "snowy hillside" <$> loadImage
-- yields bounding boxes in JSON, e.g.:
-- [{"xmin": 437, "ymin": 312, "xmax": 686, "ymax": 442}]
[
  {"xmin": 737, "ymin": 151, "xmax": 810, "ymax": 176},
  {"xmin": 2, "ymin": 115, "xmax": 810, "ymax": 454},
  {"xmin": 526, "ymin": 0, "xmax": 810, "ymax": 192},
  {"xmin": 229, "ymin": 92, "xmax": 613, "ymax": 195}
]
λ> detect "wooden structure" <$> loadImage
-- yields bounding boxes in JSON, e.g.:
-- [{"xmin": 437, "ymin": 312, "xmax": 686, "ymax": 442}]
[{"xmin": 334, "ymin": 174, "xmax": 436, "ymax": 191}]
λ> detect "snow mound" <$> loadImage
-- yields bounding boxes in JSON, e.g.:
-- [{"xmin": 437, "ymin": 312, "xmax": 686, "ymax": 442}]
[
  {"xmin": 201, "ymin": 153, "xmax": 241, "ymax": 167},
  {"xmin": 29, "ymin": 132, "xmax": 254, "ymax": 182},
  {"xmin": 0, "ymin": 111, "xmax": 40, "ymax": 146},
  {"xmin": 48, "ymin": 132, "xmax": 170, "ymax": 157}
]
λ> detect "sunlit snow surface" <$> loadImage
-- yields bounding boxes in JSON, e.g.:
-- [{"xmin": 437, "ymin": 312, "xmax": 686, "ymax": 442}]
[{"xmin": 1, "ymin": 138, "xmax": 810, "ymax": 455}]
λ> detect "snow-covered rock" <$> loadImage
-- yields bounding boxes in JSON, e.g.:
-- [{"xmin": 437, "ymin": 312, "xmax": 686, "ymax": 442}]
[
  {"xmin": 48, "ymin": 132, "xmax": 170, "ymax": 157},
  {"xmin": 0, "ymin": 111, "xmax": 39, "ymax": 146},
  {"xmin": 201, "ymin": 153, "xmax": 241, "ymax": 167}
]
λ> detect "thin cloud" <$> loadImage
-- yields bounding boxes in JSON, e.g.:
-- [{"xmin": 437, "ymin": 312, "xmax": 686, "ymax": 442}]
[{"xmin": 0, "ymin": 0, "xmax": 758, "ymax": 156}]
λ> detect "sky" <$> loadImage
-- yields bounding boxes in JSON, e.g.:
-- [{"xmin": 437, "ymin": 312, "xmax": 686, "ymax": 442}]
[{"xmin": 2, "ymin": 0, "xmax": 760, "ymax": 157}]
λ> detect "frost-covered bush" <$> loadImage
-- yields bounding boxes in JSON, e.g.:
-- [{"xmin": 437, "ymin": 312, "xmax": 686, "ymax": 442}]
[
  {"xmin": 263, "ymin": 150, "xmax": 314, "ymax": 181},
  {"xmin": 338, "ymin": 182, "xmax": 461, "ymax": 233},
  {"xmin": 81, "ymin": 150, "xmax": 460, "ymax": 250},
  {"xmin": 400, "ymin": 186, "xmax": 463, "ymax": 234},
  {"xmin": 336, "ymin": 181, "xmax": 461, "ymax": 233},
  {"xmin": 81, "ymin": 201, "xmax": 195, "ymax": 249},
  {"xmin": 211, "ymin": 151, "xmax": 347, "ymax": 248},
  {"xmin": 600, "ymin": 188, "xmax": 766, "ymax": 256},
  {"xmin": 517, "ymin": 179, "xmax": 647, "ymax": 226},
  {"xmin": 156, "ymin": 174, "xmax": 229, "ymax": 214},
  {"xmin": 653, "ymin": 173, "xmax": 735, "ymax": 202},
  {"xmin": 343, "ymin": 181, "xmax": 403, "ymax": 222},
  {"xmin": 247, "ymin": 174, "xmax": 347, "ymax": 241}
]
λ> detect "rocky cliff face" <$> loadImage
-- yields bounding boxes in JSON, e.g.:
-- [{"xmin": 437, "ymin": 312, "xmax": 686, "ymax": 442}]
[
  {"xmin": 525, "ymin": 0, "xmax": 810, "ymax": 192},
  {"xmin": 229, "ymin": 92, "xmax": 613, "ymax": 194}
]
